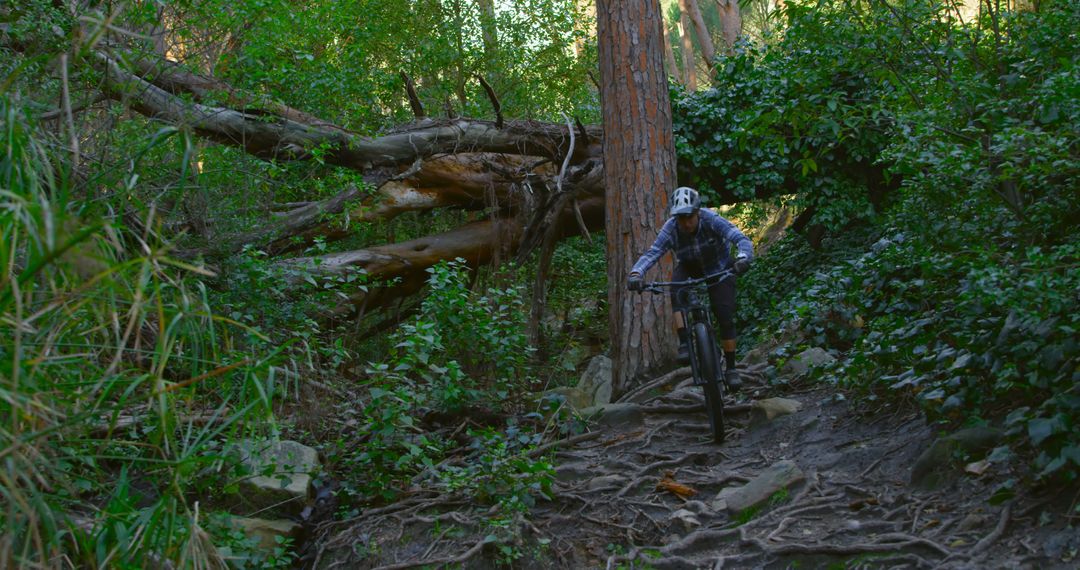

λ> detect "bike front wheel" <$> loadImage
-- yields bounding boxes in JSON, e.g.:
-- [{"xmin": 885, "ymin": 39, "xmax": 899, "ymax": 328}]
[{"xmin": 692, "ymin": 322, "xmax": 725, "ymax": 443}]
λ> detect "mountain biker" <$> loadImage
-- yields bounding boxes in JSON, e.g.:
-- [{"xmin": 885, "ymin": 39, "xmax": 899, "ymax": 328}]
[{"xmin": 627, "ymin": 186, "xmax": 754, "ymax": 391}]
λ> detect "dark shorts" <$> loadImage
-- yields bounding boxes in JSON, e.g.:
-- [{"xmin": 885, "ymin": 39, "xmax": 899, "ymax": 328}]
[{"xmin": 671, "ymin": 264, "xmax": 737, "ymax": 340}]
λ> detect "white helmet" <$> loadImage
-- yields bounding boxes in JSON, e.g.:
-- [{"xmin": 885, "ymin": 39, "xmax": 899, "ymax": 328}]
[{"xmin": 670, "ymin": 186, "xmax": 700, "ymax": 217}]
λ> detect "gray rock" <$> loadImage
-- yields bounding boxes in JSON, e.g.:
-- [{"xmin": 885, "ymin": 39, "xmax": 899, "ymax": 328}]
[
  {"xmin": 749, "ymin": 397, "xmax": 803, "ymax": 427},
  {"xmin": 586, "ymin": 475, "xmax": 626, "ymax": 491},
  {"xmin": 722, "ymin": 460, "xmax": 805, "ymax": 514},
  {"xmin": 957, "ymin": 513, "xmax": 990, "ymax": 532},
  {"xmin": 236, "ymin": 439, "xmax": 319, "ymax": 514},
  {"xmin": 780, "ymin": 348, "xmax": 835, "ymax": 377},
  {"xmin": 910, "ymin": 427, "xmax": 1005, "ymax": 489},
  {"xmin": 949, "ymin": 426, "xmax": 1005, "ymax": 451},
  {"xmin": 1043, "ymin": 528, "xmax": 1080, "ymax": 560},
  {"xmin": 544, "ymin": 387, "xmax": 590, "ymax": 411},
  {"xmin": 230, "ymin": 516, "xmax": 302, "ymax": 550},
  {"xmin": 742, "ymin": 344, "xmax": 772, "ymax": 366},
  {"xmin": 577, "ymin": 355, "xmax": 613, "ymax": 407},
  {"xmin": 670, "ymin": 508, "xmax": 701, "ymax": 531},
  {"xmin": 580, "ymin": 403, "xmax": 644, "ymax": 428},
  {"xmin": 710, "ymin": 485, "xmax": 743, "ymax": 512},
  {"xmin": 681, "ymin": 500, "xmax": 711, "ymax": 515}
]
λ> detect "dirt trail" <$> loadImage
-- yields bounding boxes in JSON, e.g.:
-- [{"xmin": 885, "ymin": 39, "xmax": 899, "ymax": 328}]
[{"xmin": 310, "ymin": 365, "xmax": 1079, "ymax": 569}]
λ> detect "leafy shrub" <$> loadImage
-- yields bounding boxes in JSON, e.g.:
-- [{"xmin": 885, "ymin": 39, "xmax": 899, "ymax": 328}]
[
  {"xmin": 325, "ymin": 259, "xmax": 544, "ymax": 504},
  {"xmin": 881, "ymin": 0, "xmax": 1080, "ymax": 243},
  {"xmin": 769, "ymin": 226, "xmax": 1079, "ymax": 481},
  {"xmin": 671, "ymin": 0, "xmax": 910, "ymax": 230},
  {"xmin": 421, "ymin": 259, "xmax": 533, "ymax": 390},
  {"xmin": 539, "ymin": 235, "xmax": 608, "ymax": 376},
  {"xmin": 737, "ymin": 225, "xmax": 882, "ymax": 350},
  {"xmin": 722, "ymin": 0, "xmax": 1080, "ymax": 484},
  {"xmin": 439, "ymin": 425, "xmax": 554, "ymax": 511}
]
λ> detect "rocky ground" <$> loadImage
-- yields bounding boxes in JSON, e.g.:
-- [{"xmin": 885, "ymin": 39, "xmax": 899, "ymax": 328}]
[{"xmin": 292, "ymin": 351, "xmax": 1080, "ymax": 570}]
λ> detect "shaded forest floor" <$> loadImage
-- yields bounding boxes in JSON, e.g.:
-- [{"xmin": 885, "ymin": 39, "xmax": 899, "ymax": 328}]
[{"xmin": 305, "ymin": 362, "xmax": 1080, "ymax": 569}]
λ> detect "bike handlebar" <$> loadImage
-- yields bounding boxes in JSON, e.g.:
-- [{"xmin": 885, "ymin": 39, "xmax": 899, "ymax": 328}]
[{"xmin": 638, "ymin": 269, "xmax": 735, "ymax": 294}]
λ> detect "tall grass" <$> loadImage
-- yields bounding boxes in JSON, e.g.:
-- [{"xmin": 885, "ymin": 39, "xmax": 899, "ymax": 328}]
[{"xmin": 1, "ymin": 95, "xmax": 281, "ymax": 566}]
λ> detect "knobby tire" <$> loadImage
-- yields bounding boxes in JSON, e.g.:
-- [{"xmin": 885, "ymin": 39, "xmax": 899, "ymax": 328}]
[{"xmin": 692, "ymin": 322, "xmax": 725, "ymax": 443}]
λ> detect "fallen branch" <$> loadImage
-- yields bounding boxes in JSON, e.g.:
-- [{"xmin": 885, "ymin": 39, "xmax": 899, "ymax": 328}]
[
  {"xmin": 477, "ymin": 75, "xmax": 502, "ymax": 129},
  {"xmin": 401, "ymin": 72, "xmax": 425, "ymax": 119}
]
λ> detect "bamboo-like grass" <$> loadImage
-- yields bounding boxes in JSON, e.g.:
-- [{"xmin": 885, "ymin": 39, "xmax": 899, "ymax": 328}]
[{"xmin": 2, "ymin": 92, "xmax": 282, "ymax": 568}]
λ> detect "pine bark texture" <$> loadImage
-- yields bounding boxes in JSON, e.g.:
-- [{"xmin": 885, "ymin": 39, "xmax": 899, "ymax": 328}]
[{"xmin": 596, "ymin": 0, "xmax": 678, "ymax": 393}]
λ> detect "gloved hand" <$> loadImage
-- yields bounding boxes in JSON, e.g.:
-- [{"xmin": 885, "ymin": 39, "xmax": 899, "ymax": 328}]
[
  {"xmin": 733, "ymin": 256, "xmax": 751, "ymax": 276},
  {"xmin": 627, "ymin": 273, "xmax": 644, "ymax": 292}
]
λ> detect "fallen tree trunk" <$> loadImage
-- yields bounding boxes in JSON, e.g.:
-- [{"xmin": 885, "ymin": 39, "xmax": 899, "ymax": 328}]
[
  {"xmin": 79, "ymin": 48, "xmax": 788, "ymax": 319},
  {"xmin": 98, "ymin": 50, "xmax": 605, "ymax": 262},
  {"xmin": 279, "ymin": 195, "xmax": 605, "ymax": 318},
  {"xmin": 214, "ymin": 152, "xmax": 554, "ymax": 256},
  {"xmin": 101, "ymin": 52, "xmax": 601, "ymax": 169}
]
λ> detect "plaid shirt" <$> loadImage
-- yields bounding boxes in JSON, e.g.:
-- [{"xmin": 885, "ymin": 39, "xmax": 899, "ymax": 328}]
[{"xmin": 630, "ymin": 209, "xmax": 753, "ymax": 277}]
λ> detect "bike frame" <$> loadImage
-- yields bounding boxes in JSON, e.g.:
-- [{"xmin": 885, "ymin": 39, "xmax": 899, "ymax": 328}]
[
  {"xmin": 642, "ymin": 270, "xmax": 734, "ymax": 387},
  {"xmin": 639, "ymin": 269, "xmax": 734, "ymax": 443}
]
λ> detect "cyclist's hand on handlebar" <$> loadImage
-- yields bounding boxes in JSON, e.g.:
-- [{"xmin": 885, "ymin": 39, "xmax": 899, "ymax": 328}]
[
  {"xmin": 627, "ymin": 273, "xmax": 644, "ymax": 292},
  {"xmin": 733, "ymin": 256, "xmax": 751, "ymax": 276}
]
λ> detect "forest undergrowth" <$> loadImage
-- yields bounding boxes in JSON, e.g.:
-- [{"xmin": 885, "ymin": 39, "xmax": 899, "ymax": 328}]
[{"xmin": 2, "ymin": 0, "xmax": 1078, "ymax": 568}]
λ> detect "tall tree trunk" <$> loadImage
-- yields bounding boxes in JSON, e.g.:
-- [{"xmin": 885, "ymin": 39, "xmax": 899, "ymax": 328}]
[
  {"xmin": 677, "ymin": 9, "xmax": 698, "ymax": 90},
  {"xmin": 477, "ymin": 0, "xmax": 498, "ymax": 61},
  {"xmin": 716, "ymin": 0, "xmax": 742, "ymax": 51},
  {"xmin": 573, "ymin": 0, "xmax": 593, "ymax": 58},
  {"xmin": 450, "ymin": 0, "xmax": 469, "ymax": 112},
  {"xmin": 596, "ymin": 0, "xmax": 678, "ymax": 394},
  {"xmin": 662, "ymin": 21, "xmax": 681, "ymax": 81},
  {"xmin": 151, "ymin": 5, "xmax": 168, "ymax": 57},
  {"xmin": 681, "ymin": 0, "xmax": 716, "ymax": 68}
]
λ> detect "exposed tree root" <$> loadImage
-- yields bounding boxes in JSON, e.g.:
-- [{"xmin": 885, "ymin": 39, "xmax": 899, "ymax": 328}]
[
  {"xmin": 605, "ymin": 528, "xmax": 740, "ymax": 569},
  {"xmin": 305, "ymin": 371, "xmax": 1046, "ymax": 569},
  {"xmin": 641, "ymin": 402, "xmax": 753, "ymax": 415},
  {"xmin": 615, "ymin": 453, "xmax": 706, "ymax": 498},
  {"xmin": 618, "ymin": 367, "xmax": 692, "ymax": 403},
  {"xmin": 369, "ymin": 537, "xmax": 486, "ymax": 570},
  {"xmin": 740, "ymin": 525, "xmax": 952, "ymax": 557},
  {"xmin": 526, "ymin": 430, "xmax": 603, "ymax": 457},
  {"xmin": 971, "ymin": 502, "xmax": 1011, "ymax": 555}
]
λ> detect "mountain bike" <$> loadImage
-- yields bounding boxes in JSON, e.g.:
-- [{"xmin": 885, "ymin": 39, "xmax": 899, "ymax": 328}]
[{"xmin": 637, "ymin": 270, "xmax": 734, "ymax": 443}]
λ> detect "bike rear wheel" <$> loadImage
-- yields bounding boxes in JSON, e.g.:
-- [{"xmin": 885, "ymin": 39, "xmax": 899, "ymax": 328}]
[{"xmin": 692, "ymin": 322, "xmax": 725, "ymax": 443}]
